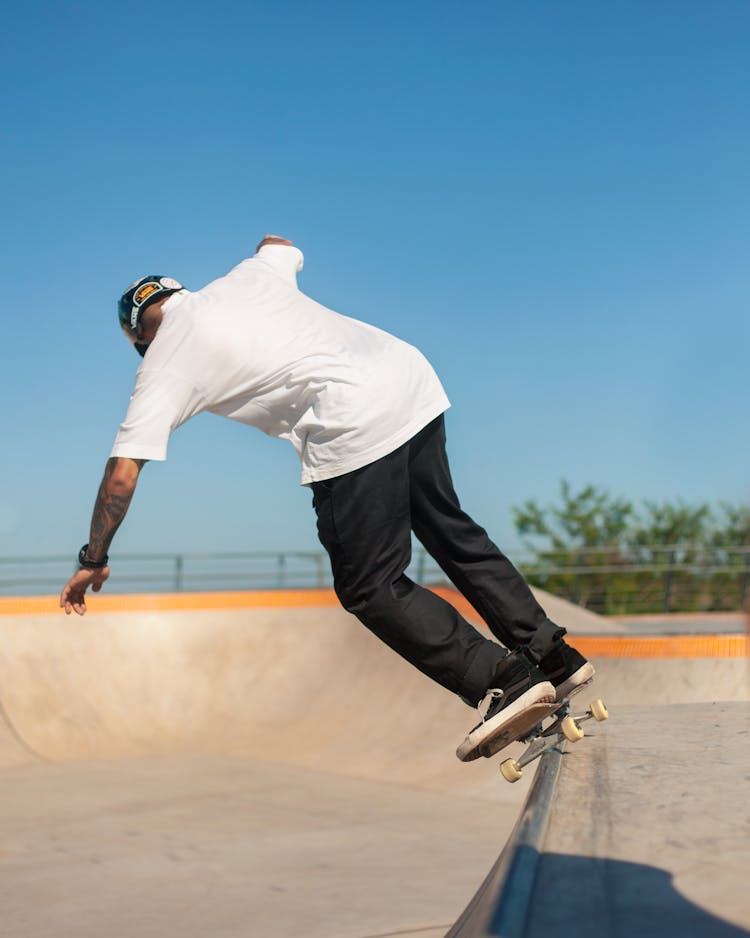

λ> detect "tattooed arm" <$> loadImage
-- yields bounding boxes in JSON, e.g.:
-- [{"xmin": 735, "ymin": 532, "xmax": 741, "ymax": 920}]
[
  {"xmin": 60, "ymin": 457, "xmax": 146, "ymax": 615},
  {"xmin": 87, "ymin": 457, "xmax": 146, "ymax": 560}
]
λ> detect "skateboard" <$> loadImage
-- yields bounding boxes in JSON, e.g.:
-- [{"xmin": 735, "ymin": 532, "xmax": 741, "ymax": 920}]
[{"xmin": 496, "ymin": 687, "xmax": 609, "ymax": 783}]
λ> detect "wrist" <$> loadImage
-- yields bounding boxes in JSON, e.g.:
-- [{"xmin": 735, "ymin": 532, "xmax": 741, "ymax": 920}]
[{"xmin": 78, "ymin": 544, "xmax": 109, "ymax": 569}]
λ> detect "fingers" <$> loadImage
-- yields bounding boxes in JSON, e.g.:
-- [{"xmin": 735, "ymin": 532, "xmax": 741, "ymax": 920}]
[
  {"xmin": 60, "ymin": 585, "xmax": 72, "ymax": 614},
  {"xmin": 60, "ymin": 589, "xmax": 86, "ymax": 616},
  {"xmin": 60, "ymin": 567, "xmax": 108, "ymax": 615},
  {"xmin": 60, "ymin": 575, "xmax": 90, "ymax": 616}
]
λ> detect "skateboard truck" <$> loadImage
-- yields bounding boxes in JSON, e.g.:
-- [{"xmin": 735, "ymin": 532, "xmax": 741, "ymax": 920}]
[{"xmin": 498, "ymin": 696, "xmax": 609, "ymax": 783}]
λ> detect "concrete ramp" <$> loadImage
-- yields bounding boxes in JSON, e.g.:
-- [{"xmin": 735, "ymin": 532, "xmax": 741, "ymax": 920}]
[
  {"xmin": 0, "ymin": 589, "xmax": 537, "ymax": 938},
  {"xmin": 0, "ymin": 585, "xmax": 620, "ymax": 787},
  {"xmin": 0, "ymin": 701, "xmax": 37, "ymax": 768},
  {"xmin": 1, "ymin": 589, "xmax": 748, "ymax": 937},
  {"xmin": 0, "ymin": 600, "xmax": 509, "ymax": 795}
]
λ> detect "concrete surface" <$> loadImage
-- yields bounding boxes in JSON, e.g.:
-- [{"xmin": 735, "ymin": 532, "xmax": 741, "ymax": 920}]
[
  {"xmin": 527, "ymin": 702, "xmax": 750, "ymax": 936},
  {"xmin": 582, "ymin": 656, "xmax": 750, "ymax": 707},
  {"xmin": 0, "ymin": 595, "xmax": 545, "ymax": 938},
  {"xmin": 0, "ymin": 754, "xmax": 498, "ymax": 938},
  {"xmin": 0, "ymin": 587, "xmax": 748, "ymax": 937}
]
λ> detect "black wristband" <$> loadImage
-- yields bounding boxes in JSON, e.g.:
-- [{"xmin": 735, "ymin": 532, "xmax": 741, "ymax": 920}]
[{"xmin": 78, "ymin": 544, "xmax": 109, "ymax": 569}]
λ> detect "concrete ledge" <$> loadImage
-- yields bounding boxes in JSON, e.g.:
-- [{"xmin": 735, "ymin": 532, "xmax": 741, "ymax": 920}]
[{"xmin": 527, "ymin": 702, "xmax": 750, "ymax": 936}]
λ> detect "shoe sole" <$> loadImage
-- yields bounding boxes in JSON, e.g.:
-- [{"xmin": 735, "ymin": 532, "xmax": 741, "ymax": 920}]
[
  {"xmin": 457, "ymin": 681, "xmax": 556, "ymax": 762},
  {"xmin": 555, "ymin": 662, "xmax": 596, "ymax": 702}
]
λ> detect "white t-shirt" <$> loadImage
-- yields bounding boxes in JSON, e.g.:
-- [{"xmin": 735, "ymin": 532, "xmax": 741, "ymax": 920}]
[{"xmin": 110, "ymin": 244, "xmax": 450, "ymax": 484}]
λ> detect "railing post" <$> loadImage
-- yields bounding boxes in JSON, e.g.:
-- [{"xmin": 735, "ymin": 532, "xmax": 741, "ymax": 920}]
[
  {"xmin": 741, "ymin": 548, "xmax": 750, "ymax": 609},
  {"xmin": 277, "ymin": 553, "xmax": 286, "ymax": 588},
  {"xmin": 174, "ymin": 555, "xmax": 184, "ymax": 592},
  {"xmin": 572, "ymin": 552, "xmax": 583, "ymax": 605},
  {"xmin": 663, "ymin": 549, "xmax": 675, "ymax": 613}
]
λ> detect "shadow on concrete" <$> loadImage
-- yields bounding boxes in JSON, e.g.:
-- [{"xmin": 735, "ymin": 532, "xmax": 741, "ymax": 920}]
[{"xmin": 515, "ymin": 852, "xmax": 750, "ymax": 938}]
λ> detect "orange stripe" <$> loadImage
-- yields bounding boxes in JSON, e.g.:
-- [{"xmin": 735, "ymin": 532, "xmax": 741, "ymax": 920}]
[
  {"xmin": 429, "ymin": 588, "xmax": 749, "ymax": 658},
  {"xmin": 1, "ymin": 589, "xmax": 746, "ymax": 658},
  {"xmin": 3, "ymin": 587, "xmax": 468, "ymax": 617},
  {"xmin": 569, "ymin": 634, "xmax": 749, "ymax": 659},
  {"xmin": 0, "ymin": 589, "xmax": 342, "ymax": 616}
]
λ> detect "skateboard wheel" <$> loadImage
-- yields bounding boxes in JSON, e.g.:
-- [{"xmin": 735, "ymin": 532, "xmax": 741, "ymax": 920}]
[
  {"xmin": 590, "ymin": 699, "xmax": 609, "ymax": 722},
  {"xmin": 561, "ymin": 716, "xmax": 584, "ymax": 742},
  {"xmin": 500, "ymin": 758, "xmax": 523, "ymax": 783}
]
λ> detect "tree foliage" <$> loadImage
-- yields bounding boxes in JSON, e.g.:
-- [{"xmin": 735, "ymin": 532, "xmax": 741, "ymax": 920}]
[
  {"xmin": 512, "ymin": 481, "xmax": 749, "ymax": 614},
  {"xmin": 629, "ymin": 500, "xmax": 712, "ymax": 547},
  {"xmin": 711, "ymin": 504, "xmax": 750, "ymax": 549},
  {"xmin": 514, "ymin": 481, "xmax": 633, "ymax": 551}
]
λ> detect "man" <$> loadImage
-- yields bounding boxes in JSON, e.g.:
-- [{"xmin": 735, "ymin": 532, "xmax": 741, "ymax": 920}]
[{"xmin": 60, "ymin": 235, "xmax": 594, "ymax": 761}]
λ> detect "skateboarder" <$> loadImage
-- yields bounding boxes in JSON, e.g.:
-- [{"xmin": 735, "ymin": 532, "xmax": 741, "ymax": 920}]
[{"xmin": 59, "ymin": 234, "xmax": 594, "ymax": 760}]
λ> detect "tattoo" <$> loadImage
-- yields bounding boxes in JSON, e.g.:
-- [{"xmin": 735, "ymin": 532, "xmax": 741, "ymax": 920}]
[{"xmin": 87, "ymin": 459, "xmax": 141, "ymax": 559}]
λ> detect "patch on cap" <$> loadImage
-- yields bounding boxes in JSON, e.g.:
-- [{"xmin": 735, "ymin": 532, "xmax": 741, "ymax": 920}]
[{"xmin": 133, "ymin": 281, "xmax": 162, "ymax": 306}]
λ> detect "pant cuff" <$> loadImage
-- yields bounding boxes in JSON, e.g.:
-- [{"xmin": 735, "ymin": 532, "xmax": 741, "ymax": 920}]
[{"xmin": 525, "ymin": 618, "xmax": 567, "ymax": 663}]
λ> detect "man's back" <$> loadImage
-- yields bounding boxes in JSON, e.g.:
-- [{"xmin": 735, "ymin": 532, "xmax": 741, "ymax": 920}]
[{"xmin": 111, "ymin": 243, "xmax": 450, "ymax": 483}]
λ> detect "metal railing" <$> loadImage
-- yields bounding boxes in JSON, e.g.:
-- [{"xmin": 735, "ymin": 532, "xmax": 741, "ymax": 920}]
[
  {"xmin": 518, "ymin": 544, "xmax": 750, "ymax": 615},
  {"xmin": 0, "ymin": 551, "xmax": 335, "ymax": 595},
  {"xmin": 1, "ymin": 545, "xmax": 748, "ymax": 614}
]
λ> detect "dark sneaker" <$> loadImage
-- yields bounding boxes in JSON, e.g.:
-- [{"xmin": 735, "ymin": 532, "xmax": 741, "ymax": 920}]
[
  {"xmin": 456, "ymin": 651, "xmax": 556, "ymax": 762},
  {"xmin": 538, "ymin": 640, "xmax": 595, "ymax": 701}
]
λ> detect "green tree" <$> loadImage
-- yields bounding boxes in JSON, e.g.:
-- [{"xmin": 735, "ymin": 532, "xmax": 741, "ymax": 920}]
[
  {"xmin": 623, "ymin": 500, "xmax": 712, "ymax": 613},
  {"xmin": 708, "ymin": 504, "xmax": 750, "ymax": 611},
  {"xmin": 628, "ymin": 500, "xmax": 712, "ymax": 550},
  {"xmin": 513, "ymin": 481, "xmax": 634, "ymax": 612},
  {"xmin": 513, "ymin": 480, "xmax": 633, "ymax": 551},
  {"xmin": 512, "ymin": 484, "xmax": 750, "ymax": 614},
  {"xmin": 711, "ymin": 504, "xmax": 750, "ymax": 548}
]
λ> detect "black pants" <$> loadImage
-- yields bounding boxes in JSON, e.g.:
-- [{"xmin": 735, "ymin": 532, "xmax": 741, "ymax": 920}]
[{"xmin": 311, "ymin": 415, "xmax": 563, "ymax": 706}]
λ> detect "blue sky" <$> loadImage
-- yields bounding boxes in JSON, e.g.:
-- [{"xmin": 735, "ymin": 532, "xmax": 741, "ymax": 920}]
[{"xmin": 1, "ymin": 1, "xmax": 748, "ymax": 563}]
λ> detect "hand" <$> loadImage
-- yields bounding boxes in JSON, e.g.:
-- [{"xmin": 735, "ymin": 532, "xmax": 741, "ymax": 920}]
[
  {"xmin": 59, "ymin": 566, "xmax": 110, "ymax": 616},
  {"xmin": 256, "ymin": 233, "xmax": 294, "ymax": 252}
]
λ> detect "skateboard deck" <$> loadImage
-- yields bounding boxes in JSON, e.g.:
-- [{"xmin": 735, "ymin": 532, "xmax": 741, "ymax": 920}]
[
  {"xmin": 467, "ymin": 700, "xmax": 560, "ymax": 762},
  {"xmin": 496, "ymin": 686, "xmax": 609, "ymax": 782}
]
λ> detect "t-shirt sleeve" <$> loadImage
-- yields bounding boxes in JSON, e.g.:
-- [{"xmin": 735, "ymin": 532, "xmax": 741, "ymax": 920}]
[
  {"xmin": 253, "ymin": 244, "xmax": 304, "ymax": 286},
  {"xmin": 110, "ymin": 370, "xmax": 201, "ymax": 461}
]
